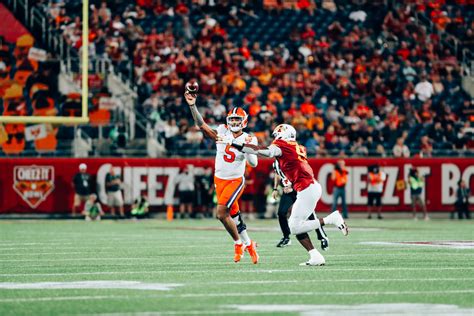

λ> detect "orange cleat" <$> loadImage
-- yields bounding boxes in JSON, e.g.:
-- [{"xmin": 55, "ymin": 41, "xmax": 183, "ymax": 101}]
[
  {"xmin": 234, "ymin": 243, "xmax": 244, "ymax": 263},
  {"xmin": 246, "ymin": 240, "xmax": 259, "ymax": 264}
]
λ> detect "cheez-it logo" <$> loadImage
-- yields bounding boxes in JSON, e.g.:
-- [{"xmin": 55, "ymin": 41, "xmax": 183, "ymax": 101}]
[{"xmin": 13, "ymin": 165, "xmax": 55, "ymax": 209}]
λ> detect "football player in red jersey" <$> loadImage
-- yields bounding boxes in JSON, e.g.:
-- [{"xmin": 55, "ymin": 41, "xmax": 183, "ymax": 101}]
[{"xmin": 219, "ymin": 123, "xmax": 348, "ymax": 266}]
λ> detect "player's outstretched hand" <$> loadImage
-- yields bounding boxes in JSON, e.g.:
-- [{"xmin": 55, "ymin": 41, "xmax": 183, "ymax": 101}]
[{"xmin": 184, "ymin": 91, "xmax": 197, "ymax": 106}]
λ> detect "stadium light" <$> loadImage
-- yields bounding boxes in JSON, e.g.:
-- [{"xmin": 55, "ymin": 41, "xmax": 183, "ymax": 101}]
[{"xmin": 0, "ymin": 0, "xmax": 89, "ymax": 124}]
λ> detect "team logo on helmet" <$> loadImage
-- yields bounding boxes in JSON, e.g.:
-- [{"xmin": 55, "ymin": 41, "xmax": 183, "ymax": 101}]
[{"xmin": 226, "ymin": 108, "xmax": 248, "ymax": 132}]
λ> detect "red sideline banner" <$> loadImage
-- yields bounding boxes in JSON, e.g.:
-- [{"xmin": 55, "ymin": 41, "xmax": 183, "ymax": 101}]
[{"xmin": 0, "ymin": 158, "xmax": 472, "ymax": 214}]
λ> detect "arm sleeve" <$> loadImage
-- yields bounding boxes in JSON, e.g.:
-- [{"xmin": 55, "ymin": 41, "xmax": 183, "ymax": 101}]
[
  {"xmin": 242, "ymin": 143, "xmax": 282, "ymax": 157},
  {"xmin": 245, "ymin": 136, "xmax": 258, "ymax": 167}
]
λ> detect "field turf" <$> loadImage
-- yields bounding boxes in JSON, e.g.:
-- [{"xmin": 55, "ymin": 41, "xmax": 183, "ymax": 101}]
[{"xmin": 0, "ymin": 217, "xmax": 473, "ymax": 315}]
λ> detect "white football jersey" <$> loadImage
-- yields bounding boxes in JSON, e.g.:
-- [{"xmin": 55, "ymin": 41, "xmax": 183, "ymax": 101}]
[{"xmin": 214, "ymin": 124, "xmax": 258, "ymax": 180}]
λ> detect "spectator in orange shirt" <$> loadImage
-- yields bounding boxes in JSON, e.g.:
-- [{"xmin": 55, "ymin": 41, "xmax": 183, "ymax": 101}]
[
  {"xmin": 248, "ymin": 101, "xmax": 261, "ymax": 117},
  {"xmin": 249, "ymin": 81, "xmax": 262, "ymax": 97},
  {"xmin": 331, "ymin": 160, "xmax": 348, "ymax": 218},
  {"xmin": 267, "ymin": 86, "xmax": 283, "ymax": 104},
  {"xmin": 300, "ymin": 96, "xmax": 317, "ymax": 116},
  {"xmin": 258, "ymin": 66, "xmax": 272, "ymax": 86}
]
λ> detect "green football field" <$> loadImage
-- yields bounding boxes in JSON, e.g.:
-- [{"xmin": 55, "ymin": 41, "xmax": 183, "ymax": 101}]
[{"xmin": 0, "ymin": 217, "xmax": 473, "ymax": 316}]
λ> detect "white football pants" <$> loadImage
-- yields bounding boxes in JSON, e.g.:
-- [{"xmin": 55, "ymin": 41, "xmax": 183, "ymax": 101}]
[{"xmin": 288, "ymin": 181, "xmax": 322, "ymax": 235}]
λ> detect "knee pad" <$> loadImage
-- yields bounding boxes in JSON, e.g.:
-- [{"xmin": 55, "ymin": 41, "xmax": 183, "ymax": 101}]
[{"xmin": 231, "ymin": 212, "xmax": 247, "ymax": 234}]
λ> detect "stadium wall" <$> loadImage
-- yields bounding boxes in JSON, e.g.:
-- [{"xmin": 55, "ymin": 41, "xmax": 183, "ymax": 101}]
[{"xmin": 0, "ymin": 158, "xmax": 472, "ymax": 214}]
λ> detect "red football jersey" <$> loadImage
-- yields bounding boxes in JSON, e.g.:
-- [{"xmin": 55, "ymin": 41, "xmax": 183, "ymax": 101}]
[{"xmin": 272, "ymin": 139, "xmax": 316, "ymax": 192}]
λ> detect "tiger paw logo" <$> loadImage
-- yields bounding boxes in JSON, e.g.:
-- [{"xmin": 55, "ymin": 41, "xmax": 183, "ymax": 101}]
[{"xmin": 13, "ymin": 165, "xmax": 55, "ymax": 209}]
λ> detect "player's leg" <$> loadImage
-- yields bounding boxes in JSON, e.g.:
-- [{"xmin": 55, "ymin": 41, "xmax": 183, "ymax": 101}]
[
  {"xmin": 286, "ymin": 182, "xmax": 326, "ymax": 265},
  {"xmin": 288, "ymin": 182, "xmax": 322, "ymax": 235},
  {"xmin": 215, "ymin": 177, "xmax": 245, "ymax": 262},
  {"xmin": 216, "ymin": 204, "xmax": 240, "ymax": 241},
  {"xmin": 310, "ymin": 213, "xmax": 329, "ymax": 251},
  {"xmin": 230, "ymin": 196, "xmax": 259, "ymax": 264},
  {"xmin": 296, "ymin": 232, "xmax": 325, "ymax": 266},
  {"xmin": 276, "ymin": 193, "xmax": 293, "ymax": 247}
]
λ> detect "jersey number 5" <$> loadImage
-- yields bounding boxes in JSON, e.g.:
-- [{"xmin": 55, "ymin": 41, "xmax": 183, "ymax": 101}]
[
  {"xmin": 224, "ymin": 145, "xmax": 236, "ymax": 162},
  {"xmin": 296, "ymin": 144, "xmax": 307, "ymax": 161}
]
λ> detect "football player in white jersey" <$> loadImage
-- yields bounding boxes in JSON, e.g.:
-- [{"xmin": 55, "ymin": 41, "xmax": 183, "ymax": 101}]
[{"xmin": 184, "ymin": 91, "xmax": 259, "ymax": 264}]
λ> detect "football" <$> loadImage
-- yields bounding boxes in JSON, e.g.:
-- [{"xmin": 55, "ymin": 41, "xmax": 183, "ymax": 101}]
[{"xmin": 185, "ymin": 80, "xmax": 199, "ymax": 94}]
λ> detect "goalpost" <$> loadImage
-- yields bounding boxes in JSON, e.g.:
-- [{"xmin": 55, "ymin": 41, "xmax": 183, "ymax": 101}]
[{"xmin": 0, "ymin": 0, "xmax": 89, "ymax": 124}]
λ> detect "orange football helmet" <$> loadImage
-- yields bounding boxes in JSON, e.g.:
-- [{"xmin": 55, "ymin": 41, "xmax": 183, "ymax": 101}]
[{"xmin": 226, "ymin": 107, "xmax": 248, "ymax": 132}]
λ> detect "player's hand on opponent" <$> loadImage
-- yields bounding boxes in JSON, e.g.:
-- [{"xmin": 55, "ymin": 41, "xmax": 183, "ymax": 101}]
[
  {"xmin": 283, "ymin": 186, "xmax": 293, "ymax": 194},
  {"xmin": 184, "ymin": 91, "xmax": 197, "ymax": 106},
  {"xmin": 272, "ymin": 189, "xmax": 280, "ymax": 201}
]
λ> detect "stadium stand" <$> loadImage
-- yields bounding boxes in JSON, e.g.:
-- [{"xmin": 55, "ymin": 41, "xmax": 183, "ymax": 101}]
[{"xmin": 1, "ymin": 0, "xmax": 473, "ymax": 157}]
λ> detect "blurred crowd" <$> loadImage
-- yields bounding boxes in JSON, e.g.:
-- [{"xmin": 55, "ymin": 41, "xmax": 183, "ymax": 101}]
[{"xmin": 35, "ymin": 0, "xmax": 474, "ymax": 157}]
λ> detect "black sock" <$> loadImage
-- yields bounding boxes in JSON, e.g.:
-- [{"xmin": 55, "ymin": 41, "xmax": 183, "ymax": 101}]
[
  {"xmin": 315, "ymin": 226, "xmax": 327, "ymax": 240},
  {"xmin": 278, "ymin": 215, "xmax": 291, "ymax": 238}
]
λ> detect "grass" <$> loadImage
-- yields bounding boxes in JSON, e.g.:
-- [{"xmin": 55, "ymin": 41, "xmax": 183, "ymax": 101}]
[{"xmin": 0, "ymin": 217, "xmax": 473, "ymax": 315}]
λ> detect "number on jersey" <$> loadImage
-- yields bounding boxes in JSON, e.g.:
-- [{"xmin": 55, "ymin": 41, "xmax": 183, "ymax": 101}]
[
  {"xmin": 224, "ymin": 144, "xmax": 236, "ymax": 162},
  {"xmin": 295, "ymin": 144, "xmax": 307, "ymax": 161},
  {"xmin": 286, "ymin": 141, "xmax": 307, "ymax": 161}
]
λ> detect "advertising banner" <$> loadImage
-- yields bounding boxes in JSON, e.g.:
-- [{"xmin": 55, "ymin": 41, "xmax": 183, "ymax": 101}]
[{"xmin": 0, "ymin": 158, "xmax": 472, "ymax": 214}]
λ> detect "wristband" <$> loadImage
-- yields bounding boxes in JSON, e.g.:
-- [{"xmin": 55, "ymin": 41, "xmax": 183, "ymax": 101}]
[{"xmin": 230, "ymin": 140, "xmax": 244, "ymax": 151}]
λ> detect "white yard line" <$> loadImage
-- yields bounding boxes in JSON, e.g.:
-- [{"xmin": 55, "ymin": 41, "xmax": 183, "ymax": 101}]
[
  {"xmin": 0, "ymin": 281, "xmax": 182, "ymax": 291},
  {"xmin": 360, "ymin": 241, "xmax": 474, "ymax": 250},
  {"xmin": 0, "ymin": 295, "xmax": 137, "ymax": 303},
  {"xmin": 0, "ymin": 252, "xmax": 471, "ymax": 259},
  {"xmin": 1, "ymin": 267, "xmax": 473, "ymax": 277},
  {"xmin": 82, "ymin": 311, "xmax": 251, "ymax": 316},
  {"xmin": 0, "ymin": 236, "xmax": 220, "ymax": 245},
  {"xmin": 158, "ymin": 289, "xmax": 474, "ymax": 299},
  {"xmin": 0, "ymin": 290, "xmax": 473, "ymax": 303},
  {"xmin": 199, "ymin": 277, "xmax": 474, "ymax": 285}
]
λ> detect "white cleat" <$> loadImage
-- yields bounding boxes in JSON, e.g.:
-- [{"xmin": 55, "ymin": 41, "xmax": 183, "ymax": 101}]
[
  {"xmin": 299, "ymin": 259, "xmax": 325, "ymax": 266},
  {"xmin": 326, "ymin": 210, "xmax": 349, "ymax": 236},
  {"xmin": 300, "ymin": 261, "xmax": 325, "ymax": 267},
  {"xmin": 300, "ymin": 249, "xmax": 325, "ymax": 266}
]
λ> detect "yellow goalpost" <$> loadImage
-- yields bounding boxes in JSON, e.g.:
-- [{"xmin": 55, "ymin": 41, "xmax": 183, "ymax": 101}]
[{"xmin": 0, "ymin": 0, "xmax": 89, "ymax": 124}]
